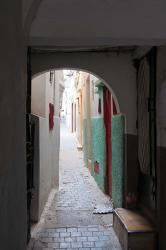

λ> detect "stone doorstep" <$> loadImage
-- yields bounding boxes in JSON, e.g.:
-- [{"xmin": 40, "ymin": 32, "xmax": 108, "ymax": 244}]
[{"xmin": 113, "ymin": 208, "xmax": 156, "ymax": 250}]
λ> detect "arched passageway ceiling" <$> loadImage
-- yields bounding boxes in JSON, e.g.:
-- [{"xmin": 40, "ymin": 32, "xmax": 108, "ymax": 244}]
[
  {"xmin": 23, "ymin": 0, "xmax": 42, "ymax": 36},
  {"xmin": 29, "ymin": 0, "xmax": 166, "ymax": 48},
  {"xmin": 31, "ymin": 51, "xmax": 137, "ymax": 135}
]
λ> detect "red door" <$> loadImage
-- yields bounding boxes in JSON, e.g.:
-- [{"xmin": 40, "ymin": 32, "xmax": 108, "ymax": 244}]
[{"xmin": 103, "ymin": 87, "xmax": 112, "ymax": 196}]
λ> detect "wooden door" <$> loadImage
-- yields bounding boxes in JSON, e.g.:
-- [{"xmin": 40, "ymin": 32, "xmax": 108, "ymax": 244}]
[{"xmin": 137, "ymin": 48, "xmax": 157, "ymax": 213}]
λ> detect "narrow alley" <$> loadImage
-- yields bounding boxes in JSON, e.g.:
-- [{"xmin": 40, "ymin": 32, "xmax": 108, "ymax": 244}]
[{"xmin": 27, "ymin": 124, "xmax": 122, "ymax": 250}]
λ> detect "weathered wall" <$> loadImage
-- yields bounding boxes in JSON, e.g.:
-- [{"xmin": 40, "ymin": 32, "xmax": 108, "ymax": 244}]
[
  {"xmin": 0, "ymin": 1, "xmax": 27, "ymax": 249},
  {"xmin": 30, "ymin": 115, "xmax": 40, "ymax": 221},
  {"xmin": 74, "ymin": 71, "xmax": 86, "ymax": 146},
  {"xmin": 31, "ymin": 73, "xmax": 46, "ymax": 117},
  {"xmin": 54, "ymin": 71, "xmax": 64, "ymax": 117},
  {"xmin": 90, "ymin": 75, "xmax": 102, "ymax": 117},
  {"xmin": 83, "ymin": 119, "xmax": 88, "ymax": 165},
  {"xmin": 51, "ymin": 116, "xmax": 60, "ymax": 189},
  {"xmin": 31, "ymin": 115, "xmax": 60, "ymax": 221},
  {"xmin": 82, "ymin": 73, "xmax": 92, "ymax": 168},
  {"xmin": 156, "ymin": 47, "xmax": 166, "ymax": 250},
  {"xmin": 31, "ymin": 71, "xmax": 62, "ymax": 221}
]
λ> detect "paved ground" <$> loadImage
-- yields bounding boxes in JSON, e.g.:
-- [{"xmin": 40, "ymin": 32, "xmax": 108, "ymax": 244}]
[{"xmin": 27, "ymin": 124, "xmax": 122, "ymax": 250}]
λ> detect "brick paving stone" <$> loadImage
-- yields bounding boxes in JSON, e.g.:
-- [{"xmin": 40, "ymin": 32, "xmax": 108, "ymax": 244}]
[
  {"xmin": 91, "ymin": 248, "xmax": 102, "ymax": 250},
  {"xmin": 65, "ymin": 237, "xmax": 76, "ymax": 242},
  {"xmin": 66, "ymin": 249, "xmax": 79, "ymax": 250},
  {"xmin": 87, "ymin": 236, "xmax": 99, "ymax": 241},
  {"xmin": 78, "ymin": 227, "xmax": 87, "ymax": 232},
  {"xmin": 27, "ymin": 126, "xmax": 122, "ymax": 250},
  {"xmin": 83, "ymin": 241, "xmax": 95, "ymax": 247},
  {"xmin": 99, "ymin": 235, "xmax": 110, "ymax": 241},
  {"xmin": 79, "ymin": 248, "xmax": 90, "ymax": 250},
  {"xmin": 103, "ymin": 231, "xmax": 111, "ymax": 236},
  {"xmin": 76, "ymin": 236, "xmax": 87, "ymax": 242},
  {"xmin": 53, "ymin": 237, "xmax": 65, "ymax": 242},
  {"xmin": 92, "ymin": 232, "xmax": 103, "ymax": 237},
  {"xmin": 67, "ymin": 227, "xmax": 77, "ymax": 233},
  {"xmin": 60, "ymin": 242, "xmax": 71, "ymax": 248},
  {"xmin": 71, "ymin": 232, "xmax": 81, "ymax": 237},
  {"xmin": 48, "ymin": 242, "xmax": 60, "ymax": 248},
  {"xmin": 95, "ymin": 240, "xmax": 109, "ymax": 248},
  {"xmin": 81, "ymin": 232, "xmax": 92, "ymax": 237},
  {"xmin": 43, "ymin": 248, "xmax": 54, "ymax": 250},
  {"xmin": 71, "ymin": 241, "xmax": 83, "ymax": 248},
  {"xmin": 56, "ymin": 228, "xmax": 67, "ymax": 233},
  {"xmin": 60, "ymin": 232, "xmax": 70, "ymax": 237}
]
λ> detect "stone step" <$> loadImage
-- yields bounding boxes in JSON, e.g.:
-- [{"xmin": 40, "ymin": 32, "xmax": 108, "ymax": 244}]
[{"xmin": 113, "ymin": 208, "xmax": 156, "ymax": 250}]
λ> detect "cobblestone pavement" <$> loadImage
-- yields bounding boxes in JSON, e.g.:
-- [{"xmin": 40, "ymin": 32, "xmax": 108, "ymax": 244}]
[{"xmin": 27, "ymin": 124, "xmax": 122, "ymax": 250}]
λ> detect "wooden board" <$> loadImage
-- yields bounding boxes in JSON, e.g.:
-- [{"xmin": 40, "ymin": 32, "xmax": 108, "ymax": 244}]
[
  {"xmin": 113, "ymin": 208, "xmax": 156, "ymax": 250},
  {"xmin": 115, "ymin": 208, "xmax": 155, "ymax": 233}
]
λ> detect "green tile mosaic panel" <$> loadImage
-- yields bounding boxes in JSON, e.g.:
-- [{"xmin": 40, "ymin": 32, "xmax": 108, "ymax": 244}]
[{"xmin": 112, "ymin": 114, "xmax": 125, "ymax": 208}]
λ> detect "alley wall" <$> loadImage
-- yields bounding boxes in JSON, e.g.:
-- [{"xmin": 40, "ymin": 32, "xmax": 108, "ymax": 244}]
[
  {"xmin": 0, "ymin": 1, "xmax": 27, "ymax": 250},
  {"xmin": 157, "ymin": 47, "xmax": 166, "ymax": 250},
  {"xmin": 31, "ymin": 71, "xmax": 63, "ymax": 221}
]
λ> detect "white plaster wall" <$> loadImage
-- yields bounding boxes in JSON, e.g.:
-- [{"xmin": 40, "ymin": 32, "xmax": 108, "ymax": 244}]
[
  {"xmin": 0, "ymin": 1, "xmax": 27, "ymax": 249},
  {"xmin": 39, "ymin": 117, "xmax": 52, "ymax": 215},
  {"xmin": 54, "ymin": 73, "xmax": 60, "ymax": 117},
  {"xmin": 74, "ymin": 72, "xmax": 82, "ymax": 143},
  {"xmin": 31, "ymin": 115, "xmax": 60, "ymax": 221},
  {"xmin": 90, "ymin": 74, "xmax": 103, "ymax": 118},
  {"xmin": 76, "ymin": 96, "xmax": 82, "ymax": 144},
  {"xmin": 51, "ymin": 116, "xmax": 60, "ymax": 189},
  {"xmin": 32, "ymin": 52, "xmax": 137, "ymax": 135},
  {"xmin": 31, "ymin": 71, "xmax": 63, "ymax": 221},
  {"xmin": 45, "ymin": 71, "xmax": 54, "ymax": 118},
  {"xmin": 31, "ymin": 73, "xmax": 46, "ymax": 117},
  {"xmin": 55, "ymin": 70, "xmax": 64, "ymax": 117}
]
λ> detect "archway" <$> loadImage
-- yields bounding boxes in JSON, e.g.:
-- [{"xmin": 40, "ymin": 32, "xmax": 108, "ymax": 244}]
[
  {"xmin": 30, "ymin": 67, "xmax": 125, "ymax": 213},
  {"xmin": 32, "ymin": 67, "xmax": 120, "ymax": 114},
  {"xmin": 27, "ymin": 49, "xmax": 138, "ymax": 248},
  {"xmin": 28, "ymin": 68, "xmax": 126, "ymax": 249},
  {"xmin": 30, "ymin": 50, "xmax": 138, "ymax": 203}
]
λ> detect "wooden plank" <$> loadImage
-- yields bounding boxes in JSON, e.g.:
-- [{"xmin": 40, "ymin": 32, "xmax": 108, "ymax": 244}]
[
  {"xmin": 115, "ymin": 208, "xmax": 155, "ymax": 233},
  {"xmin": 113, "ymin": 208, "xmax": 156, "ymax": 250}
]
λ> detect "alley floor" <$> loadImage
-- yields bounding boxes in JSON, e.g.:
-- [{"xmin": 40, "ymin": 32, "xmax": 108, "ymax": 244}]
[{"xmin": 27, "ymin": 124, "xmax": 122, "ymax": 250}]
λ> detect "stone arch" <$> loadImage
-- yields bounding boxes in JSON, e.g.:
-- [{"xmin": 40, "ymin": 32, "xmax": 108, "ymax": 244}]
[
  {"xmin": 31, "ymin": 51, "xmax": 137, "ymax": 135},
  {"xmin": 32, "ymin": 67, "xmax": 120, "ymax": 113}
]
